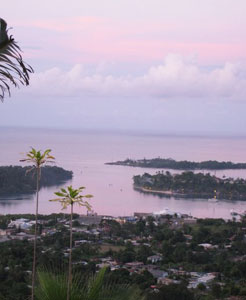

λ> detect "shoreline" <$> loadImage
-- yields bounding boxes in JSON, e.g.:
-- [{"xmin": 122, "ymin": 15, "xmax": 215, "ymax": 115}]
[
  {"xmin": 133, "ymin": 185, "xmax": 246, "ymax": 201},
  {"xmin": 106, "ymin": 161, "xmax": 246, "ymax": 171}
]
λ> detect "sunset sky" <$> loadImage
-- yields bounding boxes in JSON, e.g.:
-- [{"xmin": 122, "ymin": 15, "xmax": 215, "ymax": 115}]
[{"xmin": 1, "ymin": 0, "xmax": 246, "ymax": 135}]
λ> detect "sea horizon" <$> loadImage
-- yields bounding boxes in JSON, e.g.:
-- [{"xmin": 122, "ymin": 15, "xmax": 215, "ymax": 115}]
[{"xmin": 2, "ymin": 125, "xmax": 246, "ymax": 140}]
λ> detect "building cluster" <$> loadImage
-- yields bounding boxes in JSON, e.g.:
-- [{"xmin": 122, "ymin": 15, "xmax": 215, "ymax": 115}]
[{"xmin": 0, "ymin": 209, "xmax": 242, "ymax": 293}]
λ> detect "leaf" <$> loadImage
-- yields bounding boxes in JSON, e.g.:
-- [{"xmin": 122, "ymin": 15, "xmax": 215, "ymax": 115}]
[
  {"xmin": 51, "ymin": 185, "xmax": 93, "ymax": 212},
  {"xmin": 54, "ymin": 192, "xmax": 65, "ymax": 197},
  {"xmin": 84, "ymin": 194, "xmax": 93, "ymax": 198},
  {"xmin": 0, "ymin": 18, "xmax": 34, "ymax": 101}
]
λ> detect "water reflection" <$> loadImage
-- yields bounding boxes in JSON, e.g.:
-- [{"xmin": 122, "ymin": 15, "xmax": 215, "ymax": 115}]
[
  {"xmin": 1, "ymin": 128, "xmax": 246, "ymax": 219},
  {"xmin": 0, "ymin": 194, "xmax": 33, "ymax": 206}
]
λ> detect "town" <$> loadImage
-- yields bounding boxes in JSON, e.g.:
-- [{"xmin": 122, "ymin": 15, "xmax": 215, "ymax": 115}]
[{"xmin": 1, "ymin": 210, "xmax": 246, "ymax": 299}]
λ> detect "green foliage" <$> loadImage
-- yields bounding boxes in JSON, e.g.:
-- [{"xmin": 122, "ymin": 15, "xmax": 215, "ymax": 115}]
[
  {"xmin": 134, "ymin": 171, "xmax": 246, "ymax": 200},
  {"xmin": 147, "ymin": 284, "xmax": 194, "ymax": 300},
  {"xmin": 50, "ymin": 186, "xmax": 92, "ymax": 210},
  {"xmin": 131, "ymin": 270, "xmax": 155, "ymax": 290},
  {"xmin": 197, "ymin": 283, "xmax": 206, "ymax": 291},
  {"xmin": 211, "ymin": 283, "xmax": 222, "ymax": 298},
  {"xmin": 35, "ymin": 267, "xmax": 144, "ymax": 300},
  {"xmin": 0, "ymin": 165, "xmax": 72, "ymax": 195},
  {"xmin": 2, "ymin": 212, "xmax": 246, "ymax": 299},
  {"xmin": 107, "ymin": 157, "xmax": 246, "ymax": 170},
  {"xmin": 0, "ymin": 18, "xmax": 33, "ymax": 101},
  {"xmin": 20, "ymin": 148, "xmax": 55, "ymax": 168},
  {"xmin": 0, "ymin": 240, "xmax": 33, "ymax": 299}
]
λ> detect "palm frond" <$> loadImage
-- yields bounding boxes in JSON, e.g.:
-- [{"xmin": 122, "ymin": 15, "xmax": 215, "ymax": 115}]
[
  {"xmin": 0, "ymin": 18, "xmax": 34, "ymax": 101},
  {"xmin": 35, "ymin": 268, "xmax": 145, "ymax": 300},
  {"xmin": 50, "ymin": 186, "xmax": 93, "ymax": 211},
  {"xmin": 86, "ymin": 267, "xmax": 107, "ymax": 300}
]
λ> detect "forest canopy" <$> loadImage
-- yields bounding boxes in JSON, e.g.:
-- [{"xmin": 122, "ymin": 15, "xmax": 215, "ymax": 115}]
[
  {"xmin": 133, "ymin": 171, "xmax": 246, "ymax": 200},
  {"xmin": 0, "ymin": 166, "xmax": 73, "ymax": 196}
]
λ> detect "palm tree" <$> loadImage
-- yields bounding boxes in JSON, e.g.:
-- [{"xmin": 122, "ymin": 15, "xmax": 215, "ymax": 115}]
[
  {"xmin": 36, "ymin": 267, "xmax": 144, "ymax": 300},
  {"xmin": 50, "ymin": 186, "xmax": 93, "ymax": 300},
  {"xmin": 20, "ymin": 148, "xmax": 55, "ymax": 300},
  {"xmin": 0, "ymin": 18, "xmax": 33, "ymax": 101}
]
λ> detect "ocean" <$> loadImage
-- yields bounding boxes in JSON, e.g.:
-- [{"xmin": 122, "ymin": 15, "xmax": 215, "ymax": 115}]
[{"xmin": 1, "ymin": 127, "xmax": 246, "ymax": 219}]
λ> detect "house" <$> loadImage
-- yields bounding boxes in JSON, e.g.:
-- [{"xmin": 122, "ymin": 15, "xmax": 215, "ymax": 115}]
[
  {"xmin": 124, "ymin": 262, "xmax": 144, "ymax": 271},
  {"xmin": 198, "ymin": 243, "xmax": 218, "ymax": 250},
  {"xmin": 74, "ymin": 240, "xmax": 92, "ymax": 247},
  {"xmin": 121, "ymin": 216, "xmax": 137, "ymax": 223},
  {"xmin": 188, "ymin": 272, "xmax": 216, "ymax": 289},
  {"xmin": 10, "ymin": 232, "xmax": 35, "ymax": 241},
  {"xmin": 134, "ymin": 212, "xmax": 153, "ymax": 219},
  {"xmin": 158, "ymin": 277, "xmax": 180, "ymax": 285},
  {"xmin": 147, "ymin": 255, "xmax": 162, "ymax": 264},
  {"xmin": 149, "ymin": 269, "xmax": 168, "ymax": 279},
  {"xmin": 0, "ymin": 236, "xmax": 10, "ymax": 243},
  {"xmin": 183, "ymin": 218, "xmax": 197, "ymax": 225},
  {"xmin": 78, "ymin": 214, "xmax": 102, "ymax": 226},
  {"xmin": 184, "ymin": 234, "xmax": 193, "ymax": 241},
  {"xmin": 8, "ymin": 218, "xmax": 32, "ymax": 230},
  {"xmin": 0, "ymin": 229, "xmax": 7, "ymax": 236}
]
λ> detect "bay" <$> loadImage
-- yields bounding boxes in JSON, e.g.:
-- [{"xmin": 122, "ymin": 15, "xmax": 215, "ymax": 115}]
[{"xmin": 1, "ymin": 127, "xmax": 246, "ymax": 219}]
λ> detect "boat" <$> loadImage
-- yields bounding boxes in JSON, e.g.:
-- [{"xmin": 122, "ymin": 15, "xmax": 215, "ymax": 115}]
[{"xmin": 230, "ymin": 209, "xmax": 238, "ymax": 216}]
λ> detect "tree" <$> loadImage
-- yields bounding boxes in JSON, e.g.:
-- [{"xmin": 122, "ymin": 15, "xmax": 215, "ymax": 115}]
[
  {"xmin": 20, "ymin": 148, "xmax": 55, "ymax": 300},
  {"xmin": 211, "ymin": 283, "xmax": 222, "ymax": 298},
  {"xmin": 0, "ymin": 18, "xmax": 33, "ymax": 101},
  {"xmin": 147, "ymin": 283, "xmax": 194, "ymax": 300},
  {"xmin": 50, "ymin": 186, "xmax": 93, "ymax": 300}
]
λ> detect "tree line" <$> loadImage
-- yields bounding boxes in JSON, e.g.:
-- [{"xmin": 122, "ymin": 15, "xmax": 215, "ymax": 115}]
[
  {"xmin": 0, "ymin": 165, "xmax": 73, "ymax": 196},
  {"xmin": 133, "ymin": 171, "xmax": 246, "ymax": 200},
  {"xmin": 107, "ymin": 158, "xmax": 246, "ymax": 170}
]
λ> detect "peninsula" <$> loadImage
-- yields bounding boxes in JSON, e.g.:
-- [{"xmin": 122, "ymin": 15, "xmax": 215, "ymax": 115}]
[
  {"xmin": 133, "ymin": 171, "xmax": 246, "ymax": 200},
  {"xmin": 106, "ymin": 158, "xmax": 246, "ymax": 170},
  {"xmin": 0, "ymin": 165, "xmax": 73, "ymax": 196}
]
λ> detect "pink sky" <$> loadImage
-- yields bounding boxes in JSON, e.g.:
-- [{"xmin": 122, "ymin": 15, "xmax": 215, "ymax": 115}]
[
  {"xmin": 2, "ymin": 0, "xmax": 246, "ymax": 68},
  {"xmin": 1, "ymin": 0, "xmax": 246, "ymax": 135}
]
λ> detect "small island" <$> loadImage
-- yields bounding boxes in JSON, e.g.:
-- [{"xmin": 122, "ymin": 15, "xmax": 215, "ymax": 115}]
[
  {"xmin": 133, "ymin": 171, "xmax": 246, "ymax": 200},
  {"xmin": 0, "ymin": 165, "xmax": 73, "ymax": 196},
  {"xmin": 106, "ymin": 158, "xmax": 246, "ymax": 170}
]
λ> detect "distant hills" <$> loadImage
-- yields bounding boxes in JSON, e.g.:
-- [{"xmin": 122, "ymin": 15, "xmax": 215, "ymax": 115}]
[
  {"xmin": 0, "ymin": 166, "xmax": 73, "ymax": 196},
  {"xmin": 106, "ymin": 158, "xmax": 246, "ymax": 170}
]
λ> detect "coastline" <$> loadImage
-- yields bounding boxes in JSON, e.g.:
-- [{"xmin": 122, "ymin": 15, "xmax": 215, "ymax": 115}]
[
  {"xmin": 106, "ymin": 160, "xmax": 246, "ymax": 170},
  {"xmin": 133, "ymin": 185, "xmax": 245, "ymax": 201}
]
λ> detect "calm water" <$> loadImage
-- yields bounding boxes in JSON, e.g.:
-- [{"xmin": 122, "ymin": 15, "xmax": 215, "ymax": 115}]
[{"xmin": 1, "ymin": 127, "xmax": 246, "ymax": 219}]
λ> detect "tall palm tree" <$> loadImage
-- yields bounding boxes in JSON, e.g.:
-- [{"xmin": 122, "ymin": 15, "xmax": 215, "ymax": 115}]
[
  {"xmin": 20, "ymin": 148, "xmax": 55, "ymax": 300},
  {"xmin": 50, "ymin": 186, "xmax": 93, "ymax": 300},
  {"xmin": 0, "ymin": 18, "xmax": 33, "ymax": 101}
]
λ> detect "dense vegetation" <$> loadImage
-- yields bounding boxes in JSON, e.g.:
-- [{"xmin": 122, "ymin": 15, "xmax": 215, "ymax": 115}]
[
  {"xmin": 133, "ymin": 171, "xmax": 246, "ymax": 200},
  {"xmin": 2, "ymin": 214, "xmax": 246, "ymax": 299},
  {"xmin": 0, "ymin": 166, "xmax": 73, "ymax": 196},
  {"xmin": 106, "ymin": 158, "xmax": 246, "ymax": 170}
]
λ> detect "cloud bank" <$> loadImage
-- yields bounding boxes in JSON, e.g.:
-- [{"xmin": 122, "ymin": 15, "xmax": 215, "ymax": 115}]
[{"xmin": 27, "ymin": 54, "xmax": 245, "ymax": 100}]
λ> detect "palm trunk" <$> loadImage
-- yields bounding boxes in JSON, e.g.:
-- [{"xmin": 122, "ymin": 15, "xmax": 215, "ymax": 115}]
[
  {"xmin": 31, "ymin": 166, "xmax": 40, "ymax": 300},
  {"xmin": 67, "ymin": 203, "xmax": 73, "ymax": 300}
]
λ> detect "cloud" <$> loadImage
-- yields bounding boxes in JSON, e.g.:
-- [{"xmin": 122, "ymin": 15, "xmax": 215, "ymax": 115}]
[{"xmin": 26, "ymin": 54, "xmax": 246, "ymax": 100}]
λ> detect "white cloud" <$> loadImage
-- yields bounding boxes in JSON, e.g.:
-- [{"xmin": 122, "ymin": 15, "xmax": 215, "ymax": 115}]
[{"xmin": 26, "ymin": 54, "xmax": 246, "ymax": 100}]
